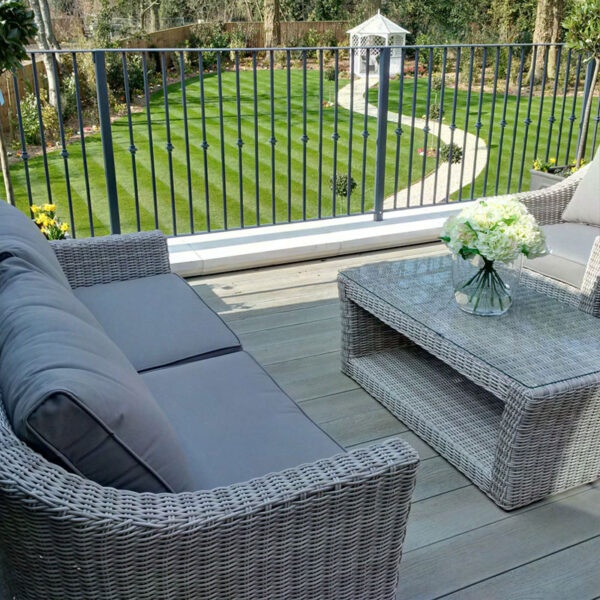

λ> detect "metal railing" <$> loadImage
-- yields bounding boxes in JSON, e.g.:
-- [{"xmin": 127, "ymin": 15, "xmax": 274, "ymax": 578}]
[{"xmin": 3, "ymin": 44, "xmax": 599, "ymax": 238}]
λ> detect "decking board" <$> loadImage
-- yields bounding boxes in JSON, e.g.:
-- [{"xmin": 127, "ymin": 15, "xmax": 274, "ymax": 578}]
[{"xmin": 187, "ymin": 242, "xmax": 600, "ymax": 600}]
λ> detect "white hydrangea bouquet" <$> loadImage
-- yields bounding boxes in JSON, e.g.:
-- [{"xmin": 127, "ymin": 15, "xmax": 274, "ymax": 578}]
[{"xmin": 440, "ymin": 197, "xmax": 547, "ymax": 315}]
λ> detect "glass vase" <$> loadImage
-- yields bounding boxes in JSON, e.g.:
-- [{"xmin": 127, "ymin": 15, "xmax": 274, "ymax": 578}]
[{"xmin": 452, "ymin": 254, "xmax": 522, "ymax": 316}]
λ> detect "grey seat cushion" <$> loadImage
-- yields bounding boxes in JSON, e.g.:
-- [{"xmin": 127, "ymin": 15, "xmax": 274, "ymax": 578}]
[
  {"xmin": 0, "ymin": 256, "xmax": 193, "ymax": 493},
  {"xmin": 74, "ymin": 274, "xmax": 241, "ymax": 372},
  {"xmin": 0, "ymin": 200, "xmax": 70, "ymax": 288},
  {"xmin": 524, "ymin": 223, "xmax": 600, "ymax": 288},
  {"xmin": 142, "ymin": 351, "xmax": 343, "ymax": 489}
]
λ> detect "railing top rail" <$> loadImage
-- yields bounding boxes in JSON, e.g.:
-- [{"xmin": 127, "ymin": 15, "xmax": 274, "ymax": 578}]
[{"xmin": 26, "ymin": 42, "xmax": 567, "ymax": 55}]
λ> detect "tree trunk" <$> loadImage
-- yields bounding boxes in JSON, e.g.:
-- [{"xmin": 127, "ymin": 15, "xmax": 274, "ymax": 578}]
[
  {"xmin": 576, "ymin": 58, "xmax": 599, "ymax": 168},
  {"xmin": 0, "ymin": 122, "xmax": 15, "ymax": 206},
  {"xmin": 39, "ymin": 0, "xmax": 60, "ymax": 49},
  {"xmin": 263, "ymin": 0, "xmax": 280, "ymax": 48},
  {"xmin": 530, "ymin": 0, "xmax": 563, "ymax": 82},
  {"xmin": 29, "ymin": 0, "xmax": 60, "ymax": 107}
]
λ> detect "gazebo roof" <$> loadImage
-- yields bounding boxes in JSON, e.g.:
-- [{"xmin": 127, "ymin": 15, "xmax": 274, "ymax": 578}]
[{"xmin": 347, "ymin": 10, "xmax": 410, "ymax": 36}]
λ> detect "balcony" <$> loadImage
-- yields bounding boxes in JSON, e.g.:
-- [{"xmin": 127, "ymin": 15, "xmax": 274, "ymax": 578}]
[{"xmin": 0, "ymin": 42, "xmax": 599, "ymax": 599}]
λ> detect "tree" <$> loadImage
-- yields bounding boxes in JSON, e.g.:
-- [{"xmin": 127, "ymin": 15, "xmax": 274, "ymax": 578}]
[
  {"xmin": 0, "ymin": 0, "xmax": 37, "ymax": 206},
  {"xmin": 530, "ymin": 0, "xmax": 564, "ymax": 81},
  {"xmin": 29, "ymin": 0, "xmax": 60, "ymax": 107},
  {"xmin": 263, "ymin": 0, "xmax": 280, "ymax": 47},
  {"xmin": 564, "ymin": 0, "xmax": 600, "ymax": 167}
]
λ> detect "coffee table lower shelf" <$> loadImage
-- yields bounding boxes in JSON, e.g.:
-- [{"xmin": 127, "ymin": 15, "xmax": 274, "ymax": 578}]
[{"xmin": 344, "ymin": 345, "xmax": 505, "ymax": 495}]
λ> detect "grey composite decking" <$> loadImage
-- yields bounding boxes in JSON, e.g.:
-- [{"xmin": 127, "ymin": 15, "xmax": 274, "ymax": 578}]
[{"xmin": 190, "ymin": 242, "xmax": 600, "ymax": 600}]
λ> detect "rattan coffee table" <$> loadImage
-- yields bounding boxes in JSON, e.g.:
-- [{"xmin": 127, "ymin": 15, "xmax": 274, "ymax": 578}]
[{"xmin": 338, "ymin": 255, "xmax": 600, "ymax": 510}]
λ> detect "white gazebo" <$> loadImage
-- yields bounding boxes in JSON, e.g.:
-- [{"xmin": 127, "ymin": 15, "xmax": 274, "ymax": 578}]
[{"xmin": 347, "ymin": 10, "xmax": 410, "ymax": 77}]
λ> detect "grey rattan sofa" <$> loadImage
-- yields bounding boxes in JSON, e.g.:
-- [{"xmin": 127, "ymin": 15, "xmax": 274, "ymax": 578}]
[
  {"xmin": 514, "ymin": 164, "xmax": 599, "ymax": 317},
  {"xmin": 0, "ymin": 202, "xmax": 419, "ymax": 600}
]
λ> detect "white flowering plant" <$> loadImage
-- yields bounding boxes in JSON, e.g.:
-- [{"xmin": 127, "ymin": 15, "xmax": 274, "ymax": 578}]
[
  {"xmin": 440, "ymin": 197, "xmax": 547, "ymax": 263},
  {"xmin": 440, "ymin": 198, "xmax": 547, "ymax": 314}
]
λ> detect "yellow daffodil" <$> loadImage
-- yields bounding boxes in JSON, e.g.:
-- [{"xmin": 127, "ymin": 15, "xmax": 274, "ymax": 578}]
[
  {"xmin": 31, "ymin": 204, "xmax": 40, "ymax": 214},
  {"xmin": 60, "ymin": 223, "xmax": 69, "ymax": 232},
  {"xmin": 550, "ymin": 157, "xmax": 556, "ymax": 163},
  {"xmin": 43, "ymin": 203, "xmax": 56, "ymax": 212}
]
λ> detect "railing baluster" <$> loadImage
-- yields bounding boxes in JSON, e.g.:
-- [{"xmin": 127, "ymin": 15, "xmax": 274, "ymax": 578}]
[
  {"xmin": 507, "ymin": 46, "xmax": 525, "ymax": 193},
  {"xmin": 142, "ymin": 52, "xmax": 159, "ymax": 229},
  {"xmin": 374, "ymin": 46, "xmax": 390, "ymax": 220},
  {"xmin": 458, "ymin": 47, "xmax": 474, "ymax": 201},
  {"xmin": 495, "ymin": 46, "xmax": 512, "ymax": 195},
  {"xmin": 591, "ymin": 92, "xmax": 600, "ymax": 158},
  {"xmin": 407, "ymin": 47, "xmax": 419, "ymax": 207},
  {"xmin": 533, "ymin": 46, "xmax": 549, "ymax": 161},
  {"xmin": 420, "ymin": 48, "xmax": 434, "ymax": 206},
  {"xmin": 346, "ymin": 48, "xmax": 355, "ymax": 214},
  {"xmin": 235, "ymin": 51, "xmax": 244, "ymax": 228},
  {"xmin": 545, "ymin": 46, "xmax": 563, "ymax": 162},
  {"xmin": 470, "ymin": 47, "xmax": 487, "ymax": 199},
  {"xmin": 11, "ymin": 71, "xmax": 32, "ymax": 208},
  {"xmin": 269, "ymin": 49, "xmax": 277, "ymax": 224},
  {"xmin": 331, "ymin": 49, "xmax": 340, "ymax": 217},
  {"xmin": 483, "ymin": 46, "xmax": 500, "ymax": 197},
  {"xmin": 30, "ymin": 54, "xmax": 52, "ymax": 204},
  {"xmin": 160, "ymin": 52, "xmax": 176, "ymax": 235},
  {"xmin": 286, "ymin": 49, "xmax": 292, "ymax": 222},
  {"xmin": 180, "ymin": 51, "xmax": 194, "ymax": 233},
  {"xmin": 392, "ymin": 48, "xmax": 405, "ymax": 209},
  {"xmin": 565, "ymin": 53, "xmax": 583, "ymax": 164},
  {"xmin": 302, "ymin": 50, "xmax": 309, "ymax": 221},
  {"xmin": 555, "ymin": 48, "xmax": 572, "ymax": 163},
  {"xmin": 518, "ymin": 45, "xmax": 537, "ymax": 191},
  {"xmin": 94, "ymin": 50, "xmax": 120, "ymax": 234},
  {"xmin": 51, "ymin": 53, "xmax": 75, "ymax": 235},
  {"xmin": 445, "ymin": 47, "xmax": 461, "ymax": 202},
  {"xmin": 198, "ymin": 51, "xmax": 211, "ymax": 232},
  {"xmin": 217, "ymin": 51, "xmax": 227, "ymax": 230},
  {"xmin": 432, "ymin": 48, "xmax": 447, "ymax": 203},
  {"xmin": 318, "ymin": 49, "xmax": 324, "ymax": 219},
  {"xmin": 360, "ymin": 48, "xmax": 370, "ymax": 213},
  {"xmin": 122, "ymin": 52, "xmax": 140, "ymax": 232},
  {"xmin": 252, "ymin": 52, "xmax": 260, "ymax": 226}
]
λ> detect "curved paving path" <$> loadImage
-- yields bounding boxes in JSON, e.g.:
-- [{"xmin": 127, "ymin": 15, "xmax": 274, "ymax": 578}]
[{"xmin": 338, "ymin": 79, "xmax": 489, "ymax": 209}]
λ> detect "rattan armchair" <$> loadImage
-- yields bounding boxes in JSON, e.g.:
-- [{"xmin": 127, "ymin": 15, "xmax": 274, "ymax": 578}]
[
  {"xmin": 480, "ymin": 166, "xmax": 600, "ymax": 317},
  {"xmin": 0, "ymin": 232, "xmax": 419, "ymax": 600}
]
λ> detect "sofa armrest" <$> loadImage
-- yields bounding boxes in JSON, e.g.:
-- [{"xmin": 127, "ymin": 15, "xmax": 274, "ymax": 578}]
[
  {"xmin": 51, "ymin": 230, "xmax": 171, "ymax": 288},
  {"xmin": 477, "ymin": 164, "xmax": 588, "ymax": 226},
  {"xmin": 581, "ymin": 235, "xmax": 600, "ymax": 317},
  {"xmin": 0, "ymin": 429, "xmax": 419, "ymax": 600}
]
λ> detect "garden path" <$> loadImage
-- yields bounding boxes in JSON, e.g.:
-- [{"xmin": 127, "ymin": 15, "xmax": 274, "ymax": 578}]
[{"xmin": 337, "ymin": 78, "xmax": 489, "ymax": 209}]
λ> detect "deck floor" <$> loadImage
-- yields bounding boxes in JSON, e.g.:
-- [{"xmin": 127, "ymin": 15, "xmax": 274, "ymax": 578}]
[{"xmin": 189, "ymin": 243, "xmax": 600, "ymax": 600}]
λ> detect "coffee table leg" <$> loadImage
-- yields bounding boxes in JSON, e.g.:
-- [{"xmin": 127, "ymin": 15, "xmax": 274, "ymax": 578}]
[
  {"xmin": 339, "ymin": 278, "xmax": 413, "ymax": 374},
  {"xmin": 491, "ymin": 382, "xmax": 600, "ymax": 509}
]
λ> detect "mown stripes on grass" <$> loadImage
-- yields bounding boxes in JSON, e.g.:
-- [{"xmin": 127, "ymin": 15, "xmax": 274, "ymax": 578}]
[{"xmin": 8, "ymin": 68, "xmax": 438, "ymax": 237}]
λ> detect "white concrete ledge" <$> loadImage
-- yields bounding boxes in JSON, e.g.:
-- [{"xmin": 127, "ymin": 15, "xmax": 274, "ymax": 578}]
[{"xmin": 168, "ymin": 202, "xmax": 473, "ymax": 276}]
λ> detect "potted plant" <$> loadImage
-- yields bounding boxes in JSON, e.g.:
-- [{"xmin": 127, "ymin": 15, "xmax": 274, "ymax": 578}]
[{"xmin": 530, "ymin": 157, "xmax": 586, "ymax": 190}]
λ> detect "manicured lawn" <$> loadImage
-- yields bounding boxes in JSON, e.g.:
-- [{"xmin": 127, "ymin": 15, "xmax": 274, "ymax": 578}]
[
  {"xmin": 368, "ymin": 78, "xmax": 593, "ymax": 201},
  {"xmin": 8, "ymin": 69, "xmax": 438, "ymax": 237}
]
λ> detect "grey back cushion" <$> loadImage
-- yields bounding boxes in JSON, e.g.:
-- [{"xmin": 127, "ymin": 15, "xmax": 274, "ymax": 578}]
[
  {"xmin": 0, "ymin": 256, "xmax": 193, "ymax": 493},
  {"xmin": 0, "ymin": 200, "xmax": 70, "ymax": 288}
]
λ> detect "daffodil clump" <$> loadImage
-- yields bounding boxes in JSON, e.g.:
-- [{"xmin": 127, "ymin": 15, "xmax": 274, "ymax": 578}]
[
  {"xmin": 31, "ymin": 204, "xmax": 70, "ymax": 240},
  {"xmin": 532, "ymin": 157, "xmax": 557, "ymax": 173},
  {"xmin": 441, "ymin": 197, "xmax": 547, "ymax": 263}
]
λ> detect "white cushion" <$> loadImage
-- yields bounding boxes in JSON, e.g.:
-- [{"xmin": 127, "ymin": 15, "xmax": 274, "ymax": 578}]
[
  {"xmin": 524, "ymin": 223, "xmax": 600, "ymax": 288},
  {"xmin": 562, "ymin": 149, "xmax": 600, "ymax": 226}
]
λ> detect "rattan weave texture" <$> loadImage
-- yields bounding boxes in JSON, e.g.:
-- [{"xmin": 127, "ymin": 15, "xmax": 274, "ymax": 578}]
[
  {"xmin": 338, "ymin": 256, "xmax": 600, "ymax": 510},
  {"xmin": 0, "ymin": 231, "xmax": 420, "ymax": 599}
]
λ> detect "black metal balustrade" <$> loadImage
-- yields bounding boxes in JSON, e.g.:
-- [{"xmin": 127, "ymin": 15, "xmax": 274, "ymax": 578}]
[{"xmin": 3, "ymin": 43, "xmax": 599, "ymax": 238}]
